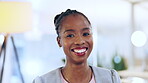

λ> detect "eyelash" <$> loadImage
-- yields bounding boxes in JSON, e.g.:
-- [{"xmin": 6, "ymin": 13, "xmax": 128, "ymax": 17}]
[
  {"xmin": 66, "ymin": 34, "xmax": 74, "ymax": 38},
  {"xmin": 83, "ymin": 33, "xmax": 90, "ymax": 36},
  {"xmin": 66, "ymin": 32, "xmax": 90, "ymax": 38}
]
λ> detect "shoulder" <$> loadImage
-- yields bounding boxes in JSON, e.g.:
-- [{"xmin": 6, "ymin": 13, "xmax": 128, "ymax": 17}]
[
  {"xmin": 110, "ymin": 69, "xmax": 121, "ymax": 83},
  {"xmin": 91, "ymin": 66, "xmax": 119, "ymax": 76},
  {"xmin": 41, "ymin": 68, "xmax": 60, "ymax": 80},
  {"xmin": 91, "ymin": 66, "xmax": 111, "ymax": 75},
  {"xmin": 91, "ymin": 66, "xmax": 121, "ymax": 83},
  {"xmin": 92, "ymin": 66, "xmax": 111, "ymax": 77},
  {"xmin": 33, "ymin": 68, "xmax": 62, "ymax": 83}
]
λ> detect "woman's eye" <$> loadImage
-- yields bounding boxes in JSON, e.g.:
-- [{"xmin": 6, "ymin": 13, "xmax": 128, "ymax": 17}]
[
  {"xmin": 83, "ymin": 33, "xmax": 90, "ymax": 36},
  {"xmin": 67, "ymin": 34, "xmax": 74, "ymax": 38}
]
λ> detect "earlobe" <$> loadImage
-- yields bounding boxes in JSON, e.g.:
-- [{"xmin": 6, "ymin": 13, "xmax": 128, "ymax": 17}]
[{"xmin": 57, "ymin": 37, "xmax": 62, "ymax": 47}]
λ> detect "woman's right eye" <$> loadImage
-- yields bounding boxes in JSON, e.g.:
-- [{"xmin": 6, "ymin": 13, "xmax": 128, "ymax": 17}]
[{"xmin": 66, "ymin": 34, "xmax": 74, "ymax": 38}]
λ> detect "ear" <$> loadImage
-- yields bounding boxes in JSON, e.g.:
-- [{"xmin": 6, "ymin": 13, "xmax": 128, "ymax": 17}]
[{"xmin": 57, "ymin": 36, "xmax": 62, "ymax": 47}]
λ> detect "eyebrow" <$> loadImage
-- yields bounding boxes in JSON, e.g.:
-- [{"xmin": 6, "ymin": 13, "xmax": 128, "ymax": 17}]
[
  {"xmin": 63, "ymin": 27, "xmax": 91, "ymax": 33},
  {"xmin": 64, "ymin": 29, "xmax": 75, "ymax": 33},
  {"xmin": 82, "ymin": 27, "xmax": 91, "ymax": 31}
]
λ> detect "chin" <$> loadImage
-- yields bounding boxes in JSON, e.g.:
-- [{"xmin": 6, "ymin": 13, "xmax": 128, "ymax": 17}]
[{"xmin": 73, "ymin": 58, "xmax": 88, "ymax": 65}]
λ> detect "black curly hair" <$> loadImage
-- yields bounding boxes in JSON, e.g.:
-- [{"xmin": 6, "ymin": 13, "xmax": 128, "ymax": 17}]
[{"xmin": 54, "ymin": 9, "xmax": 91, "ymax": 36}]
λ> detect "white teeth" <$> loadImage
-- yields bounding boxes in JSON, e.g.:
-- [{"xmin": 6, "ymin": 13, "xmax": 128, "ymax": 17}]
[{"xmin": 74, "ymin": 49, "xmax": 86, "ymax": 53}]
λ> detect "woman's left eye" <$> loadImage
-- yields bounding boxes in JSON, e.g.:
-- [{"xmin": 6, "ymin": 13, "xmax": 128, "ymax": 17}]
[
  {"xmin": 83, "ymin": 33, "xmax": 90, "ymax": 36},
  {"xmin": 67, "ymin": 34, "xmax": 74, "ymax": 38}
]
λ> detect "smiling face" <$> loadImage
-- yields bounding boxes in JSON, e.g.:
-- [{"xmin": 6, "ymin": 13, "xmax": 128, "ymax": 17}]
[{"xmin": 57, "ymin": 14, "xmax": 93, "ymax": 64}]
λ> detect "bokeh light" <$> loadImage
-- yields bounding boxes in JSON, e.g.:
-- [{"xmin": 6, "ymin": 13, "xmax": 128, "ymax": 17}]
[{"xmin": 131, "ymin": 31, "xmax": 147, "ymax": 47}]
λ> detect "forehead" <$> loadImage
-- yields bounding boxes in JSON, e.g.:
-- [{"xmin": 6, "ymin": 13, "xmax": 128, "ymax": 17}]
[{"xmin": 60, "ymin": 14, "xmax": 90, "ymax": 29}]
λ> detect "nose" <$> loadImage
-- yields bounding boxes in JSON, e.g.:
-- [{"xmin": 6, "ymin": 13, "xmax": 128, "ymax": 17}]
[{"xmin": 74, "ymin": 35, "xmax": 85, "ymax": 45}]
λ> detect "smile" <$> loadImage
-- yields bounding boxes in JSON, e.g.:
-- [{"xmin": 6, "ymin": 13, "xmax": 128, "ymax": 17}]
[
  {"xmin": 73, "ymin": 49, "xmax": 86, "ymax": 53},
  {"xmin": 71, "ymin": 47, "xmax": 88, "ymax": 56}
]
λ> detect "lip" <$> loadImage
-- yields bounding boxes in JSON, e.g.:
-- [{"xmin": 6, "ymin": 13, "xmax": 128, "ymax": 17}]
[
  {"xmin": 71, "ymin": 47, "xmax": 88, "ymax": 51},
  {"xmin": 71, "ymin": 47, "xmax": 88, "ymax": 56}
]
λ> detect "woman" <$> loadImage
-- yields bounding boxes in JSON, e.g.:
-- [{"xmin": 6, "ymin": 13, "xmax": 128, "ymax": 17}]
[{"xmin": 33, "ymin": 9, "xmax": 121, "ymax": 83}]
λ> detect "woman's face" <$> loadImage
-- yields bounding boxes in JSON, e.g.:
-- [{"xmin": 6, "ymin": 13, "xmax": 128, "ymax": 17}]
[{"xmin": 57, "ymin": 14, "xmax": 93, "ymax": 64}]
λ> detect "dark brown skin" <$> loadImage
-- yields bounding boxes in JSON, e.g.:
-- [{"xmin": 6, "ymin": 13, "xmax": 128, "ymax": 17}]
[{"xmin": 57, "ymin": 14, "xmax": 93, "ymax": 83}]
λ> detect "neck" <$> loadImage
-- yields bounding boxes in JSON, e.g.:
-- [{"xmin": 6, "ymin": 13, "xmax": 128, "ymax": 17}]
[
  {"xmin": 65, "ymin": 62, "xmax": 89, "ymax": 71},
  {"xmin": 62, "ymin": 62, "xmax": 92, "ymax": 83}
]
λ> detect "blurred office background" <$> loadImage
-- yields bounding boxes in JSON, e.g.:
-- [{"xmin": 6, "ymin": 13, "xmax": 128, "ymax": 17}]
[{"xmin": 0, "ymin": 0, "xmax": 148, "ymax": 83}]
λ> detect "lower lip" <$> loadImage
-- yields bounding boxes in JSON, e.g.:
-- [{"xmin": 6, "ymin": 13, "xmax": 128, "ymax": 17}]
[{"xmin": 74, "ymin": 52, "xmax": 86, "ymax": 56}]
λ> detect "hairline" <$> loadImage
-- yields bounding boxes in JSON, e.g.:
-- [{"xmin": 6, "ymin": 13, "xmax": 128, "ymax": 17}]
[{"xmin": 57, "ymin": 13, "xmax": 91, "ymax": 37}]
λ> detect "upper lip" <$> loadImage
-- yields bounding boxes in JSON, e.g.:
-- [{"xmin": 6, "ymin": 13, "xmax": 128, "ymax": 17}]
[{"xmin": 71, "ymin": 47, "xmax": 88, "ymax": 51}]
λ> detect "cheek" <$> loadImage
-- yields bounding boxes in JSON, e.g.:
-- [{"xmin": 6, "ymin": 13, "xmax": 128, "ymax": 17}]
[
  {"xmin": 61, "ymin": 39, "xmax": 71, "ymax": 48},
  {"xmin": 87, "ymin": 37, "xmax": 93, "ymax": 48},
  {"xmin": 91, "ymin": 37, "xmax": 93, "ymax": 45},
  {"xmin": 62, "ymin": 39, "xmax": 73, "ymax": 54}
]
